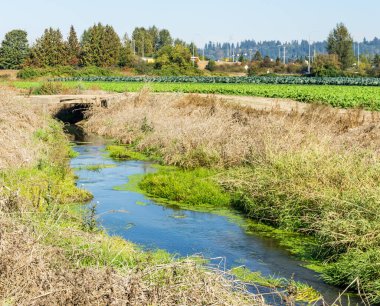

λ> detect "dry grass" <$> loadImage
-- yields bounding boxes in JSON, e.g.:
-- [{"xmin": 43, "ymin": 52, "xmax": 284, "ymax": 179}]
[
  {"xmin": 0, "ymin": 210, "xmax": 263, "ymax": 306},
  {"xmin": 85, "ymin": 90, "xmax": 380, "ymax": 169},
  {"xmin": 0, "ymin": 88, "xmax": 48, "ymax": 169},
  {"xmin": 0, "ymin": 89, "xmax": 265, "ymax": 306},
  {"xmin": 85, "ymin": 90, "xmax": 380, "ymax": 302}
]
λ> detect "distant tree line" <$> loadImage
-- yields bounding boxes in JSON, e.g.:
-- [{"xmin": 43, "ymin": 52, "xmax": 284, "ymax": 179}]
[
  {"xmin": 204, "ymin": 32, "xmax": 380, "ymax": 64},
  {"xmin": 206, "ymin": 23, "xmax": 380, "ymax": 77},
  {"xmin": 0, "ymin": 24, "xmax": 199, "ymax": 74}
]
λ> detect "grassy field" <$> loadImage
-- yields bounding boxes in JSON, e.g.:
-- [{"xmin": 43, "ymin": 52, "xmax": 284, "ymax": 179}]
[
  {"xmin": 10, "ymin": 80, "xmax": 380, "ymax": 110},
  {"xmin": 84, "ymin": 91, "xmax": 380, "ymax": 303}
]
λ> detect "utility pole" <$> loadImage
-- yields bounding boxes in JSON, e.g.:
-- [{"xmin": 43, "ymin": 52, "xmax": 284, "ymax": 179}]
[
  {"xmin": 232, "ymin": 46, "xmax": 235, "ymax": 62},
  {"xmin": 192, "ymin": 43, "xmax": 195, "ymax": 67},
  {"xmin": 142, "ymin": 36, "xmax": 145, "ymax": 58},
  {"xmin": 283, "ymin": 45, "xmax": 286, "ymax": 65},
  {"xmin": 308, "ymin": 39, "xmax": 311, "ymax": 74},
  {"xmin": 132, "ymin": 40, "xmax": 136, "ymax": 55},
  {"xmin": 357, "ymin": 42, "xmax": 360, "ymax": 67}
]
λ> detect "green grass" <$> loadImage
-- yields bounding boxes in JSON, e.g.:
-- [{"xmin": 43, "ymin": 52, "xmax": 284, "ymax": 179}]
[
  {"xmin": 76, "ymin": 164, "xmax": 116, "ymax": 172},
  {"xmin": 11, "ymin": 80, "xmax": 380, "ymax": 110},
  {"xmin": 231, "ymin": 267, "xmax": 322, "ymax": 303},
  {"xmin": 106, "ymin": 145, "xmax": 152, "ymax": 161},
  {"xmin": 139, "ymin": 168, "xmax": 231, "ymax": 208}
]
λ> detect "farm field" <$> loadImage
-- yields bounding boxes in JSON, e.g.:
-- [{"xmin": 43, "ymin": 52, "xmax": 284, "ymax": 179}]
[{"xmin": 11, "ymin": 80, "xmax": 380, "ymax": 111}]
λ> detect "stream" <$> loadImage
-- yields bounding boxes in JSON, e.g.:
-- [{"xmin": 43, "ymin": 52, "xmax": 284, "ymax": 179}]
[{"xmin": 69, "ymin": 130, "xmax": 360, "ymax": 306}]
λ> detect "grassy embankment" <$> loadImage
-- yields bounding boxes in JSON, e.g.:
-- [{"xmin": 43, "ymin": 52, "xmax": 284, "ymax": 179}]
[
  {"xmin": 84, "ymin": 90, "xmax": 380, "ymax": 303},
  {"xmin": 0, "ymin": 91, "xmax": 264, "ymax": 305},
  {"xmin": 8, "ymin": 80, "xmax": 380, "ymax": 110}
]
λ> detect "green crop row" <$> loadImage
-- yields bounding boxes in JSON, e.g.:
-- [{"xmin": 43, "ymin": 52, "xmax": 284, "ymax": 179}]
[
  {"xmin": 54, "ymin": 75, "xmax": 380, "ymax": 86},
  {"xmin": 12, "ymin": 80, "xmax": 380, "ymax": 110}
]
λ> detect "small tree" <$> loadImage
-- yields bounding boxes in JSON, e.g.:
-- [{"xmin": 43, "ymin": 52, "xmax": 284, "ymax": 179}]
[
  {"xmin": 0, "ymin": 30, "xmax": 29, "ymax": 69},
  {"xmin": 119, "ymin": 33, "xmax": 136, "ymax": 67},
  {"xmin": 155, "ymin": 44, "xmax": 193, "ymax": 73},
  {"xmin": 205, "ymin": 60, "xmax": 216, "ymax": 71},
  {"xmin": 311, "ymin": 54, "xmax": 341, "ymax": 76},
  {"xmin": 327, "ymin": 23, "xmax": 354, "ymax": 69},
  {"xmin": 253, "ymin": 50, "xmax": 263, "ymax": 62}
]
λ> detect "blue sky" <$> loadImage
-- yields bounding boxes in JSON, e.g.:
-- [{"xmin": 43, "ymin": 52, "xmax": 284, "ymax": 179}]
[{"xmin": 1, "ymin": 0, "xmax": 379, "ymax": 46}]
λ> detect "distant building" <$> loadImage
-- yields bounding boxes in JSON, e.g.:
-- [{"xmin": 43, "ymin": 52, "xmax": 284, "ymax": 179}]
[{"xmin": 141, "ymin": 57, "xmax": 155, "ymax": 64}]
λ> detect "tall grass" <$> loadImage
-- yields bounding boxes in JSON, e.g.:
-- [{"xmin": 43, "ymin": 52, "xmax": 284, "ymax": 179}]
[
  {"xmin": 85, "ymin": 90, "xmax": 380, "ymax": 302},
  {"xmin": 0, "ymin": 91, "xmax": 265, "ymax": 305}
]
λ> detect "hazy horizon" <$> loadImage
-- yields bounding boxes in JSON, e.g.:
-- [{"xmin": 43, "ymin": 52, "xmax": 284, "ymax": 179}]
[{"xmin": 1, "ymin": 0, "xmax": 379, "ymax": 46}]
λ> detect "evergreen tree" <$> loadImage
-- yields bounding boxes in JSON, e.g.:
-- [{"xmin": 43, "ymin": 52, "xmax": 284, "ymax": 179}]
[
  {"xmin": 0, "ymin": 30, "xmax": 29, "ymax": 69},
  {"xmin": 158, "ymin": 29, "xmax": 172, "ymax": 49},
  {"xmin": 148, "ymin": 26, "xmax": 159, "ymax": 52},
  {"xmin": 27, "ymin": 28, "xmax": 67, "ymax": 67},
  {"xmin": 253, "ymin": 50, "xmax": 263, "ymax": 61},
  {"xmin": 80, "ymin": 23, "xmax": 121, "ymax": 67},
  {"xmin": 327, "ymin": 23, "xmax": 354, "ymax": 69},
  {"xmin": 67, "ymin": 25, "xmax": 80, "ymax": 66}
]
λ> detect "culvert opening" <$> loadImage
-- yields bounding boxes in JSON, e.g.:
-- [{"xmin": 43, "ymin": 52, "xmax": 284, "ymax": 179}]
[{"xmin": 54, "ymin": 103, "xmax": 91, "ymax": 124}]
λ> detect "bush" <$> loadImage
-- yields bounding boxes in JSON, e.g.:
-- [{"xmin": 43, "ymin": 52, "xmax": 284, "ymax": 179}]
[
  {"xmin": 17, "ymin": 66, "xmax": 123, "ymax": 79},
  {"xmin": 33, "ymin": 82, "xmax": 66, "ymax": 95},
  {"xmin": 205, "ymin": 60, "xmax": 217, "ymax": 72}
]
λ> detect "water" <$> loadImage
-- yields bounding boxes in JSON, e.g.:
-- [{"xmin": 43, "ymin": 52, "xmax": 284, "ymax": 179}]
[{"xmin": 70, "ymin": 134, "xmax": 360, "ymax": 305}]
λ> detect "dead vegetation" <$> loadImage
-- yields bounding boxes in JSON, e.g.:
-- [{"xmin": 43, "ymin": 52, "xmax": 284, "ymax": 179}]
[
  {"xmin": 85, "ymin": 90, "xmax": 380, "ymax": 302},
  {"xmin": 0, "ymin": 211, "xmax": 262, "ymax": 306},
  {"xmin": 85, "ymin": 90, "xmax": 380, "ymax": 169},
  {"xmin": 0, "ymin": 90, "xmax": 265, "ymax": 306},
  {"xmin": 0, "ymin": 89, "xmax": 46, "ymax": 169}
]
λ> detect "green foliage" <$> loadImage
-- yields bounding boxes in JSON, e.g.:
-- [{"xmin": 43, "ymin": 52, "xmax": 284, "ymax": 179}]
[
  {"xmin": 155, "ymin": 44, "xmax": 192, "ymax": 69},
  {"xmin": 80, "ymin": 23, "xmax": 121, "ymax": 67},
  {"xmin": 106, "ymin": 145, "xmax": 150, "ymax": 161},
  {"xmin": 158, "ymin": 29, "xmax": 173, "ymax": 49},
  {"xmin": 205, "ymin": 60, "xmax": 216, "ymax": 72},
  {"xmin": 26, "ymin": 28, "xmax": 67, "ymax": 67},
  {"xmin": 132, "ymin": 27, "xmax": 154, "ymax": 57},
  {"xmin": 67, "ymin": 25, "xmax": 80, "ymax": 66},
  {"xmin": 311, "ymin": 54, "xmax": 341, "ymax": 76},
  {"xmin": 327, "ymin": 23, "xmax": 355, "ymax": 69},
  {"xmin": 139, "ymin": 168, "xmax": 230, "ymax": 207},
  {"xmin": 32, "ymin": 80, "xmax": 380, "ymax": 111},
  {"xmin": 0, "ymin": 29, "xmax": 29, "ymax": 69},
  {"xmin": 17, "ymin": 66, "xmax": 122, "ymax": 79},
  {"xmin": 55, "ymin": 75, "xmax": 380, "ymax": 86},
  {"xmin": 231, "ymin": 267, "xmax": 322, "ymax": 303},
  {"xmin": 323, "ymin": 249, "xmax": 380, "ymax": 304},
  {"xmin": 33, "ymin": 82, "xmax": 65, "ymax": 95},
  {"xmin": 119, "ymin": 34, "xmax": 136, "ymax": 68}
]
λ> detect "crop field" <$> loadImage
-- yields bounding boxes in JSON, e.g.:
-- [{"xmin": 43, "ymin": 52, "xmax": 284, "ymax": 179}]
[
  {"xmin": 55, "ymin": 75, "xmax": 380, "ymax": 86},
  {"xmin": 12, "ymin": 80, "xmax": 380, "ymax": 110}
]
